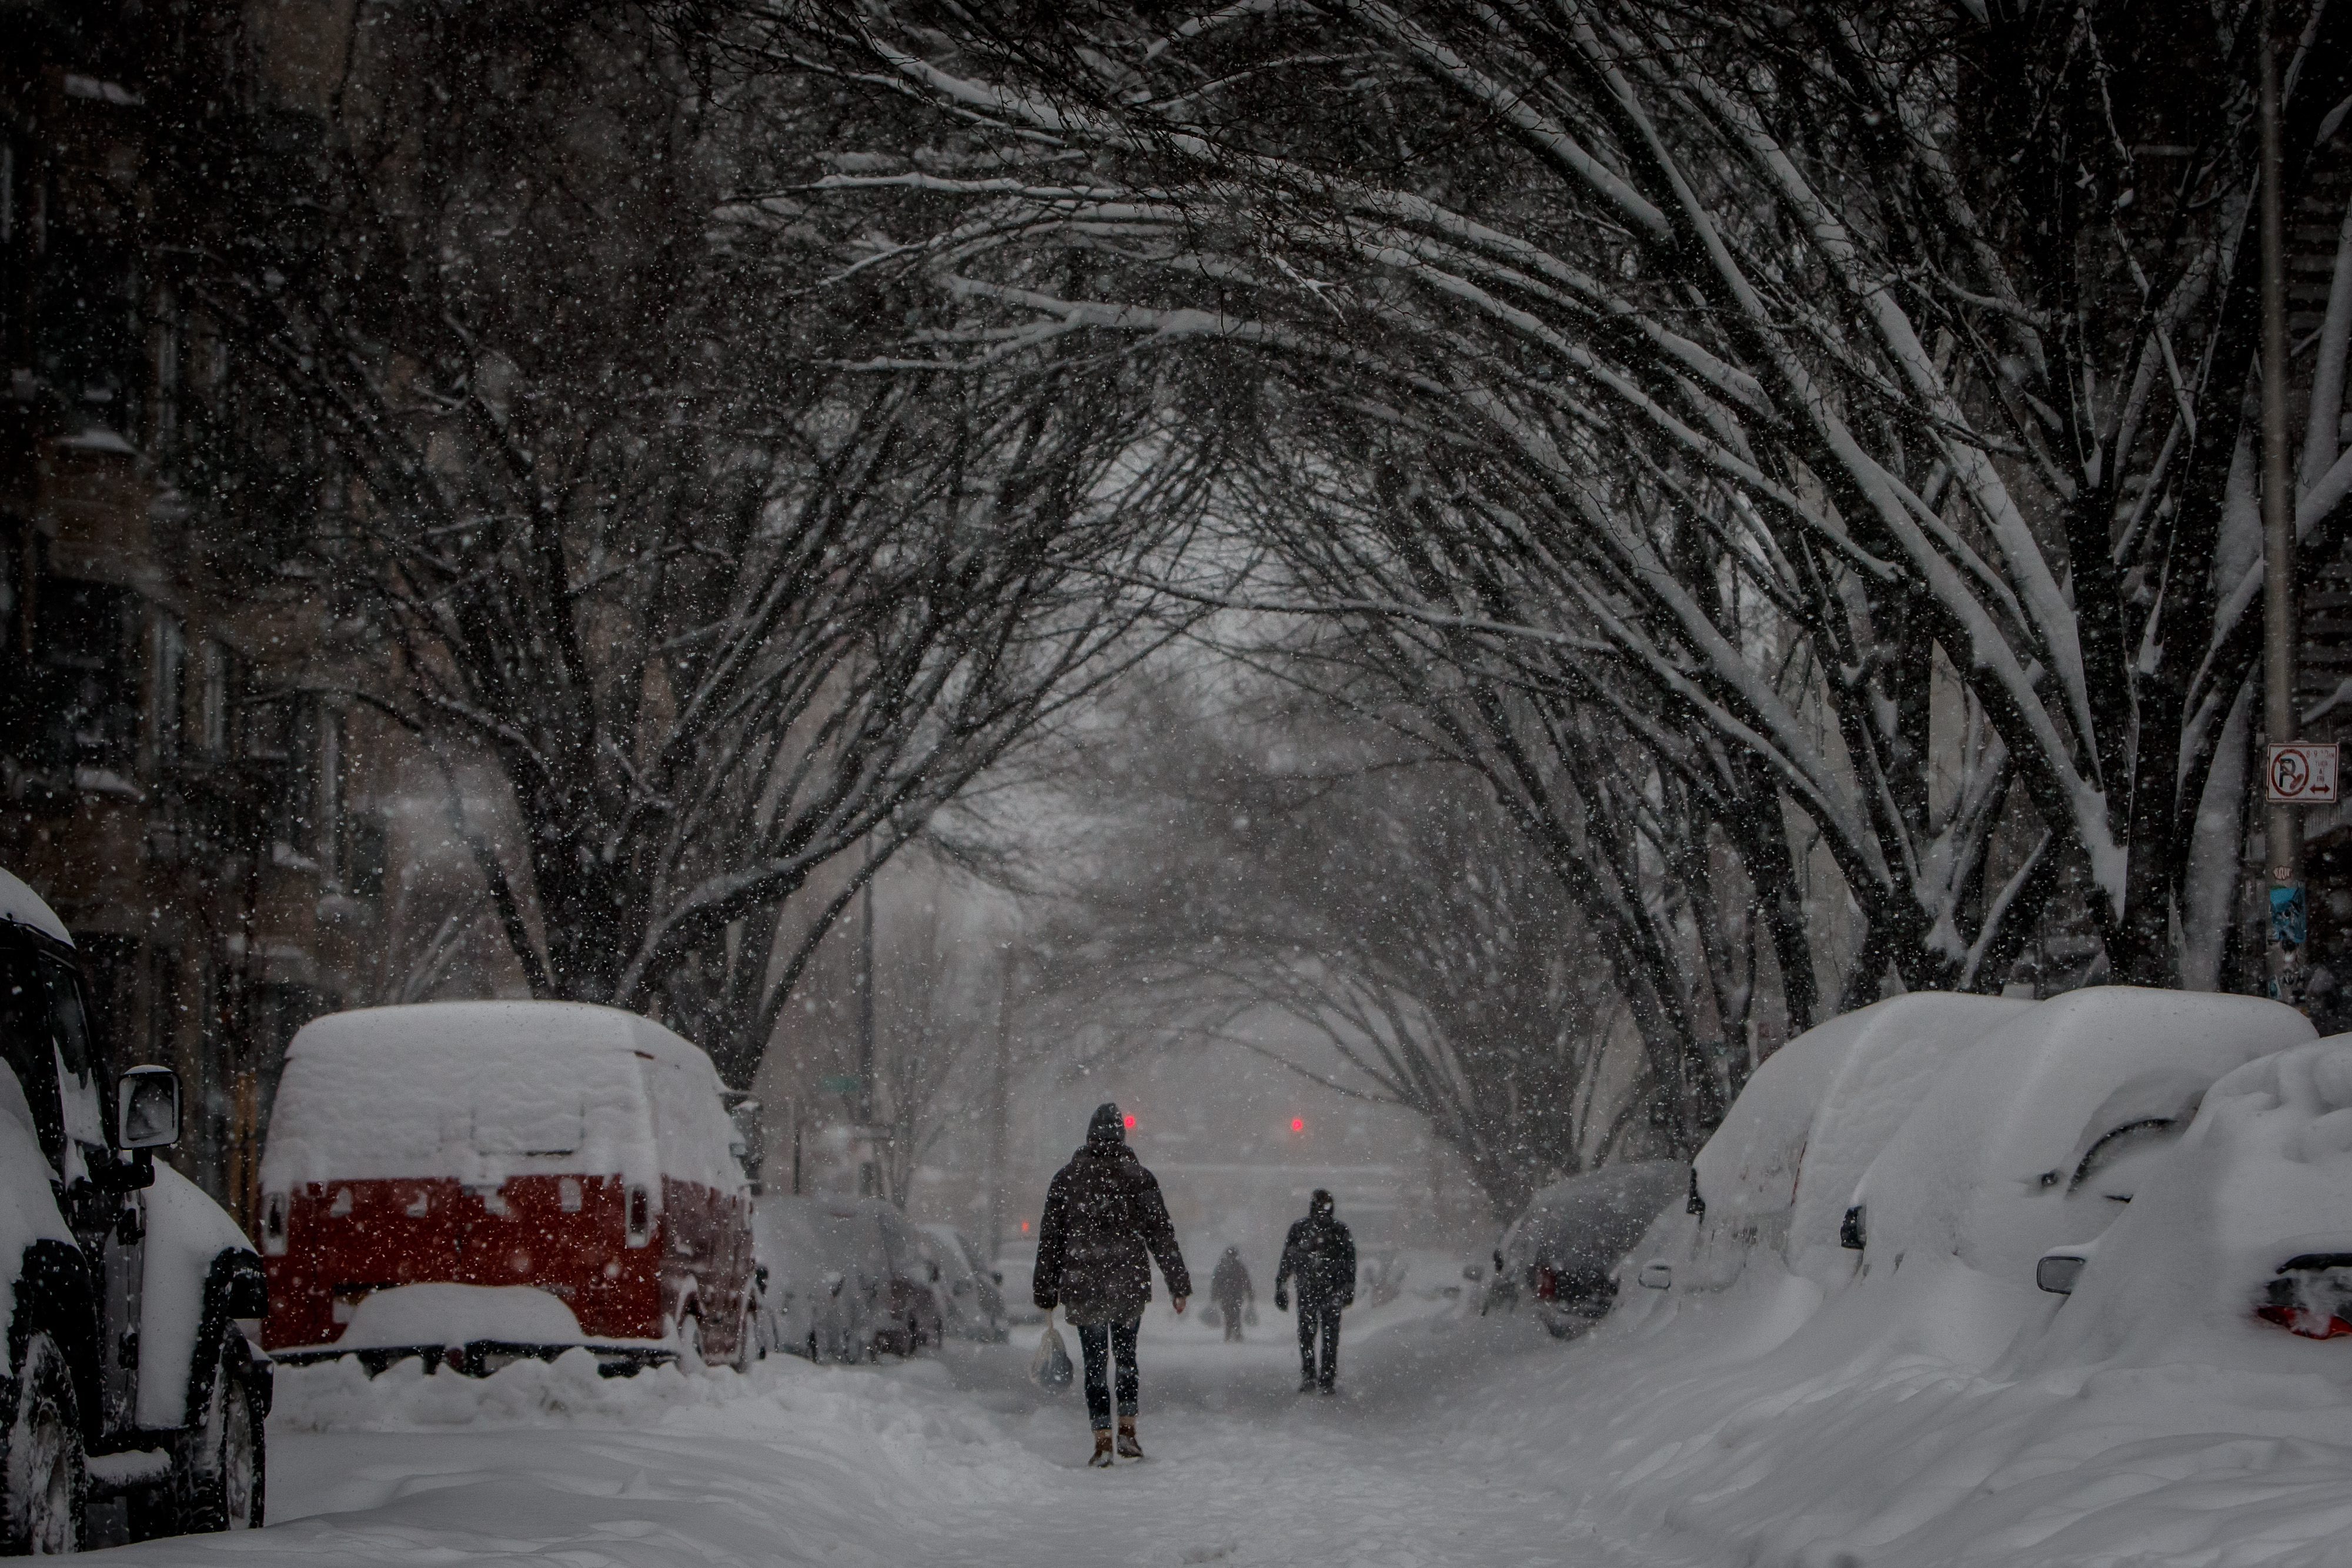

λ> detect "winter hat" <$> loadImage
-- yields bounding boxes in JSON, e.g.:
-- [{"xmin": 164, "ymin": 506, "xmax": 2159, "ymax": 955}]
[
  {"xmin": 1311, "ymin": 1188, "xmax": 1334, "ymax": 1215},
  {"xmin": 1087, "ymin": 1102, "xmax": 1125, "ymax": 1145}
]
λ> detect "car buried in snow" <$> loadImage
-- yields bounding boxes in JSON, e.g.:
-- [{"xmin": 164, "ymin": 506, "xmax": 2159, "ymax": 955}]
[
  {"xmin": 921, "ymin": 1224, "xmax": 1008, "ymax": 1343},
  {"xmin": 257, "ymin": 1001, "xmax": 757, "ymax": 1376},
  {"xmin": 1483, "ymin": 1162, "xmax": 1682, "ymax": 1335},
  {"xmin": 0, "ymin": 869, "xmax": 269, "ymax": 1552}
]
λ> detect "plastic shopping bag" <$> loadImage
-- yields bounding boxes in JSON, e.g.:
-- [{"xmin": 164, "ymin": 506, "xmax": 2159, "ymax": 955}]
[
  {"xmin": 1244, "ymin": 1303, "xmax": 1259, "ymax": 1328},
  {"xmin": 1200, "ymin": 1305, "xmax": 1222, "ymax": 1329},
  {"xmin": 1031, "ymin": 1316, "xmax": 1074, "ymax": 1391}
]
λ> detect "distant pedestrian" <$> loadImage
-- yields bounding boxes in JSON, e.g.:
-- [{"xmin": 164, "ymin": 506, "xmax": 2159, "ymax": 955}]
[
  {"xmin": 1034, "ymin": 1102, "xmax": 1191, "ymax": 1467},
  {"xmin": 1275, "ymin": 1189, "xmax": 1355, "ymax": 1394},
  {"xmin": 1210, "ymin": 1245, "xmax": 1254, "ymax": 1342}
]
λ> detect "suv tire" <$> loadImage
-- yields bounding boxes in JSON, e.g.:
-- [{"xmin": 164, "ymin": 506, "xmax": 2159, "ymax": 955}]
[
  {"xmin": 1, "ymin": 1332, "xmax": 84, "ymax": 1554},
  {"xmin": 178, "ymin": 1333, "xmax": 265, "ymax": 1533}
]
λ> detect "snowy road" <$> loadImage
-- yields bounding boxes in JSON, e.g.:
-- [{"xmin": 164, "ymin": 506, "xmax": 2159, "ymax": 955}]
[{"xmin": 98, "ymin": 1293, "xmax": 1662, "ymax": 1568}]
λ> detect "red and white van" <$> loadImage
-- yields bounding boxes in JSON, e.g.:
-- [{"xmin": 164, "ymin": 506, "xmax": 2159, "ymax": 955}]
[{"xmin": 258, "ymin": 1001, "xmax": 757, "ymax": 1374}]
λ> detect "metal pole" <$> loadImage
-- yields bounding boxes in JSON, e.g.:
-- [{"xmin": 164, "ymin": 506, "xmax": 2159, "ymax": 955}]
[
  {"xmin": 854, "ymin": 844, "xmax": 878, "ymax": 1195},
  {"xmin": 987, "ymin": 946, "xmax": 1014, "ymax": 1262},
  {"xmin": 2260, "ymin": 0, "xmax": 2306, "ymax": 1006}
]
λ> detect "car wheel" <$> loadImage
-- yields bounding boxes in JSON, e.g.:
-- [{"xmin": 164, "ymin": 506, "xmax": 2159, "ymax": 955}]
[
  {"xmin": 179, "ymin": 1335, "xmax": 265, "ymax": 1533},
  {"xmin": 677, "ymin": 1312, "xmax": 706, "ymax": 1373},
  {"xmin": 730, "ymin": 1305, "xmax": 760, "ymax": 1373},
  {"xmin": 1, "ymin": 1330, "xmax": 85, "ymax": 1554}
]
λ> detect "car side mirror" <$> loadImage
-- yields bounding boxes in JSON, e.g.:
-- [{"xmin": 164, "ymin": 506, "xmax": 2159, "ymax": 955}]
[
  {"xmin": 1637, "ymin": 1260, "xmax": 1672, "ymax": 1290},
  {"xmin": 117, "ymin": 1066, "xmax": 179, "ymax": 1150},
  {"xmin": 2037, "ymin": 1251, "xmax": 2089, "ymax": 1295}
]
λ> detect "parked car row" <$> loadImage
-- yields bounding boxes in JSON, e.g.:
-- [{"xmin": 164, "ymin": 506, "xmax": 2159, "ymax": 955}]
[
  {"xmin": 1611, "ymin": 986, "xmax": 2328, "ymax": 1360},
  {"xmin": 747, "ymin": 1198, "xmax": 1006, "ymax": 1363}
]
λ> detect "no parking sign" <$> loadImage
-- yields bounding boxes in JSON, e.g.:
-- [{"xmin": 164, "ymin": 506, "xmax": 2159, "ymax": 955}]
[{"xmin": 2266, "ymin": 743, "xmax": 2340, "ymax": 805}]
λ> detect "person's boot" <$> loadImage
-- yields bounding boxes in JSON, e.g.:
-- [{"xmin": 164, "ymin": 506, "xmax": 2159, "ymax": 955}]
[
  {"xmin": 1088, "ymin": 1430, "xmax": 1115, "ymax": 1468},
  {"xmin": 1117, "ymin": 1417, "xmax": 1144, "ymax": 1460}
]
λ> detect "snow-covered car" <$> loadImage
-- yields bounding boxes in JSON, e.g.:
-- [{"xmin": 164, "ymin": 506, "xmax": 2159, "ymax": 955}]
[
  {"xmin": 753, "ymin": 1195, "xmax": 876, "ymax": 1362},
  {"xmin": 0, "ymin": 869, "xmax": 270, "ymax": 1549},
  {"xmin": 994, "ymin": 1249, "xmax": 1044, "ymax": 1326},
  {"xmin": 1842, "ymin": 987, "xmax": 2314, "ymax": 1303},
  {"xmin": 1484, "ymin": 1161, "xmax": 1682, "ymax": 1335},
  {"xmin": 920, "ymin": 1225, "xmax": 1008, "ymax": 1342},
  {"xmin": 1627, "ymin": 991, "xmax": 2030, "ymax": 1305},
  {"xmin": 2030, "ymin": 1035, "xmax": 2352, "ymax": 1366},
  {"xmin": 866, "ymin": 1201, "xmax": 943, "ymax": 1356},
  {"xmin": 258, "ymin": 1001, "xmax": 758, "ymax": 1375}
]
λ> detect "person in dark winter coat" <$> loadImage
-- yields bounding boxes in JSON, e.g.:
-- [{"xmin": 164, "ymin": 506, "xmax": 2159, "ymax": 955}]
[
  {"xmin": 1209, "ymin": 1246, "xmax": 1254, "ymax": 1342},
  {"xmin": 1274, "ymin": 1189, "xmax": 1355, "ymax": 1393},
  {"xmin": 1034, "ymin": 1102, "xmax": 1190, "ymax": 1466}
]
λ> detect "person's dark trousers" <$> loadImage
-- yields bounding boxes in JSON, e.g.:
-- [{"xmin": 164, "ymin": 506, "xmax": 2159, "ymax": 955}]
[
  {"xmin": 1222, "ymin": 1307, "xmax": 1245, "ymax": 1343},
  {"xmin": 1077, "ymin": 1319, "xmax": 1141, "ymax": 1432},
  {"xmin": 1297, "ymin": 1300, "xmax": 1342, "ymax": 1390}
]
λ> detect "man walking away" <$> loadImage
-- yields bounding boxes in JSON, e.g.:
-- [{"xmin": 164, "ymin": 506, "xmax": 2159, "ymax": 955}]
[
  {"xmin": 1210, "ymin": 1245, "xmax": 1254, "ymax": 1342},
  {"xmin": 1275, "ymin": 1189, "xmax": 1355, "ymax": 1393},
  {"xmin": 1034, "ymin": 1102, "xmax": 1191, "ymax": 1466}
]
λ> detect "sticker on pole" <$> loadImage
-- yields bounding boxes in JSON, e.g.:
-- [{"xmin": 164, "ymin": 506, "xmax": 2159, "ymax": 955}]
[{"xmin": 2266, "ymin": 743, "xmax": 2340, "ymax": 804}]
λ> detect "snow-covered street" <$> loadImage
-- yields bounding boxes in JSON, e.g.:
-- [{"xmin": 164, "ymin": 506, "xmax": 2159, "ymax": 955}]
[{"xmin": 98, "ymin": 1290, "xmax": 1651, "ymax": 1568}]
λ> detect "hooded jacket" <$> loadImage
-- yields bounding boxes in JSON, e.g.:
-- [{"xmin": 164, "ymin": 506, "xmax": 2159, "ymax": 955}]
[
  {"xmin": 1034, "ymin": 1108, "xmax": 1191, "ymax": 1325},
  {"xmin": 1277, "ymin": 1197, "xmax": 1357, "ymax": 1308}
]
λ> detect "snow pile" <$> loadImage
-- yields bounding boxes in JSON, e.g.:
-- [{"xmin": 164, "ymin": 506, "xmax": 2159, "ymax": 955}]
[
  {"xmin": 272, "ymin": 1346, "xmax": 750, "ymax": 1431},
  {"xmin": 1513, "ymin": 986, "xmax": 2352, "ymax": 1567},
  {"xmin": 260, "ymin": 1001, "xmax": 746, "ymax": 1202},
  {"xmin": 338, "ymin": 1283, "xmax": 586, "ymax": 1351}
]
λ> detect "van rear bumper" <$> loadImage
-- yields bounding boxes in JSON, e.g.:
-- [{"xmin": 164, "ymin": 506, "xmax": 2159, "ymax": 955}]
[{"xmin": 268, "ymin": 1338, "xmax": 676, "ymax": 1378}]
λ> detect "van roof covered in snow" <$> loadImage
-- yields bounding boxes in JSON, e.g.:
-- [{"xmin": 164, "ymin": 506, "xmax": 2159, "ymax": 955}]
[
  {"xmin": 259, "ymin": 1000, "xmax": 745, "ymax": 1197},
  {"xmin": 0, "ymin": 870, "xmax": 72, "ymax": 948}
]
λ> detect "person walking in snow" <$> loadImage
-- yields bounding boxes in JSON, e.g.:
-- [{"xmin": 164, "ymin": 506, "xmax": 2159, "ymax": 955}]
[
  {"xmin": 1275, "ymin": 1189, "xmax": 1355, "ymax": 1394},
  {"xmin": 1210, "ymin": 1245, "xmax": 1254, "ymax": 1342},
  {"xmin": 1034, "ymin": 1102, "xmax": 1191, "ymax": 1467}
]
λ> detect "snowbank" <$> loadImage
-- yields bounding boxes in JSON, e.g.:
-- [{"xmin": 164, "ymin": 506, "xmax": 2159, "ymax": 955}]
[
  {"xmin": 1527, "ymin": 986, "xmax": 2352, "ymax": 1567},
  {"xmin": 339, "ymin": 1283, "xmax": 587, "ymax": 1351}
]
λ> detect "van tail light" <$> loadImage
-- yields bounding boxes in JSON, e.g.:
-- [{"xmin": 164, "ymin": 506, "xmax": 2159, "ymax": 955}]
[
  {"xmin": 260, "ymin": 1191, "xmax": 289, "ymax": 1256},
  {"xmin": 625, "ymin": 1183, "xmax": 652, "ymax": 1246}
]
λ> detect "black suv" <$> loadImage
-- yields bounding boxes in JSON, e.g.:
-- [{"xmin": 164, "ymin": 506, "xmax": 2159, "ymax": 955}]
[{"xmin": 0, "ymin": 870, "xmax": 269, "ymax": 1551}]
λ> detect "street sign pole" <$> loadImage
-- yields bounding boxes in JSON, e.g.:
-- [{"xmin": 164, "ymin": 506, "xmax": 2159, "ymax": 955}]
[{"xmin": 2259, "ymin": 0, "xmax": 2307, "ymax": 1007}]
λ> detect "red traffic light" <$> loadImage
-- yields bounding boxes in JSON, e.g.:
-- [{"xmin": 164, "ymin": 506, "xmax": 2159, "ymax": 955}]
[
  {"xmin": 1291, "ymin": 1117, "xmax": 1305, "ymax": 1134},
  {"xmin": 1124, "ymin": 1113, "xmax": 1137, "ymax": 1130}
]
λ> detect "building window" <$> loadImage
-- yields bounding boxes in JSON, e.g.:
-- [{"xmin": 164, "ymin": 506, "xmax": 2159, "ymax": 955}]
[{"xmin": 25, "ymin": 577, "xmax": 139, "ymax": 781}]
